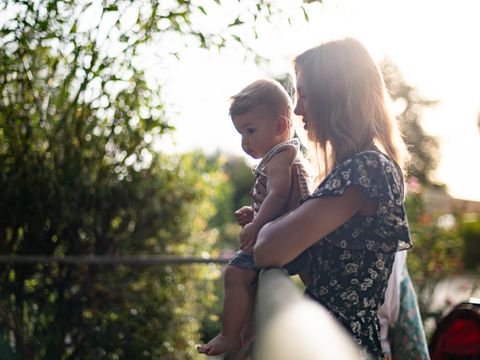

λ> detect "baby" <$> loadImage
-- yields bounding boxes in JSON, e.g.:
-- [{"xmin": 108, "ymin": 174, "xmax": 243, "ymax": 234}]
[{"xmin": 198, "ymin": 79, "xmax": 311, "ymax": 355}]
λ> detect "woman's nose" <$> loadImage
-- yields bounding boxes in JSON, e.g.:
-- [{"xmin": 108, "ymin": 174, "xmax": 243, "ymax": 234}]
[{"xmin": 294, "ymin": 101, "xmax": 303, "ymax": 116}]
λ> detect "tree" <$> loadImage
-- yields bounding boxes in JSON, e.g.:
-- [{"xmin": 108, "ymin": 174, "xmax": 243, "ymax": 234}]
[
  {"xmin": 0, "ymin": 0, "xmax": 290, "ymax": 358},
  {"xmin": 0, "ymin": 0, "xmax": 315, "ymax": 357}
]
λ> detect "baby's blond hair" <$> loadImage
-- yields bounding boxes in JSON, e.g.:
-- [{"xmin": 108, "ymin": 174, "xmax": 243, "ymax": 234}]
[{"xmin": 229, "ymin": 79, "xmax": 293, "ymax": 123}]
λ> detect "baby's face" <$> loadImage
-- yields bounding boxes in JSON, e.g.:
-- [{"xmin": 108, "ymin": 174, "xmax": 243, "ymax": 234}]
[{"xmin": 232, "ymin": 107, "xmax": 279, "ymax": 159}]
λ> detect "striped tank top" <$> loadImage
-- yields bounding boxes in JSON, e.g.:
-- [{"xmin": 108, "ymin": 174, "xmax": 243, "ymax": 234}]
[{"xmin": 252, "ymin": 138, "xmax": 312, "ymax": 216}]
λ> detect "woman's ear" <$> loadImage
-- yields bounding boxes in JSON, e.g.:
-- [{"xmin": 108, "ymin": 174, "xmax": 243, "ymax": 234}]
[{"xmin": 275, "ymin": 116, "xmax": 290, "ymax": 135}]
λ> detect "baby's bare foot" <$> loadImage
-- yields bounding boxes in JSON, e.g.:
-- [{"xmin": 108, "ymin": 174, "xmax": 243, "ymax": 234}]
[{"xmin": 197, "ymin": 333, "xmax": 242, "ymax": 355}]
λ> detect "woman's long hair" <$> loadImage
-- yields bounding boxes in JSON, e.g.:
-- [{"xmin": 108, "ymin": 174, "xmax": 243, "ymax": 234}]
[{"xmin": 293, "ymin": 38, "xmax": 408, "ymax": 180}]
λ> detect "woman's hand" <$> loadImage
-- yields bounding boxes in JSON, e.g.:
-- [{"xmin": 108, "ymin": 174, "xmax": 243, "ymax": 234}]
[{"xmin": 234, "ymin": 206, "xmax": 254, "ymax": 226}]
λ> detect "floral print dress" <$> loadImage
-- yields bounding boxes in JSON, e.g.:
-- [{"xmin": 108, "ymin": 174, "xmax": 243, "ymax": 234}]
[{"xmin": 303, "ymin": 149, "xmax": 412, "ymax": 360}]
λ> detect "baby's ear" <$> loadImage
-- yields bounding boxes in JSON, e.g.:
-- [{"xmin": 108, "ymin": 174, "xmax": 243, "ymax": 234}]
[{"xmin": 275, "ymin": 116, "xmax": 290, "ymax": 135}]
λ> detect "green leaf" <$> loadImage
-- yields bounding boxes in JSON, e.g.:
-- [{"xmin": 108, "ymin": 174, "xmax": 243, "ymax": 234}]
[
  {"xmin": 197, "ymin": 5, "xmax": 207, "ymax": 16},
  {"xmin": 232, "ymin": 35, "xmax": 242, "ymax": 43},
  {"xmin": 198, "ymin": 32, "xmax": 206, "ymax": 48},
  {"xmin": 302, "ymin": 6, "xmax": 310, "ymax": 21},
  {"xmin": 228, "ymin": 16, "xmax": 244, "ymax": 27},
  {"xmin": 266, "ymin": 3, "xmax": 272, "ymax": 16},
  {"xmin": 0, "ymin": 28, "xmax": 13, "ymax": 36},
  {"xmin": 105, "ymin": 4, "xmax": 118, "ymax": 11},
  {"xmin": 70, "ymin": 22, "xmax": 77, "ymax": 34}
]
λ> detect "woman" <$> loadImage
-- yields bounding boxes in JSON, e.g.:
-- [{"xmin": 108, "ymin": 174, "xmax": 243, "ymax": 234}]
[{"xmin": 253, "ymin": 38, "xmax": 413, "ymax": 360}]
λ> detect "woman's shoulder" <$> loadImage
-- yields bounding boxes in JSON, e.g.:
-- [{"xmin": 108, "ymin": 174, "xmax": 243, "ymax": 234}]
[
  {"xmin": 341, "ymin": 148, "xmax": 400, "ymax": 173},
  {"xmin": 335, "ymin": 148, "xmax": 402, "ymax": 183},
  {"xmin": 307, "ymin": 148, "xmax": 412, "ymax": 252},
  {"xmin": 310, "ymin": 148, "xmax": 404, "ymax": 200}
]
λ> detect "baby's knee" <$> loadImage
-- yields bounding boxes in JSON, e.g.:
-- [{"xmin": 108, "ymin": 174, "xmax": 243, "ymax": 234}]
[{"xmin": 224, "ymin": 265, "xmax": 255, "ymax": 288}]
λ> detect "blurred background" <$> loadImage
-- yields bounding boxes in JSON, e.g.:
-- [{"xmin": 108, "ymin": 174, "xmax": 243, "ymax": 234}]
[{"xmin": 0, "ymin": 0, "xmax": 479, "ymax": 359}]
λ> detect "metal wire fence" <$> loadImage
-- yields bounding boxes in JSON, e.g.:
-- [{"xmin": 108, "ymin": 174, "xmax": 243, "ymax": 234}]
[{"xmin": 0, "ymin": 255, "xmax": 229, "ymax": 265}]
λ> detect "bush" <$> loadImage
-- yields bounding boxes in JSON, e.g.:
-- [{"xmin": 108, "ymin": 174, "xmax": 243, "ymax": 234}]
[
  {"xmin": 459, "ymin": 220, "xmax": 480, "ymax": 270},
  {"xmin": 405, "ymin": 193, "xmax": 464, "ymax": 324}
]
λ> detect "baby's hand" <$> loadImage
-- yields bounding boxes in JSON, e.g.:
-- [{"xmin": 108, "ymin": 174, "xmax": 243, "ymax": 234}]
[
  {"xmin": 239, "ymin": 222, "xmax": 261, "ymax": 252},
  {"xmin": 234, "ymin": 206, "xmax": 254, "ymax": 226}
]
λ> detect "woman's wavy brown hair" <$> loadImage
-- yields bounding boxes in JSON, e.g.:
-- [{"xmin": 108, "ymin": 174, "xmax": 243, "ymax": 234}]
[{"xmin": 293, "ymin": 38, "xmax": 408, "ymax": 179}]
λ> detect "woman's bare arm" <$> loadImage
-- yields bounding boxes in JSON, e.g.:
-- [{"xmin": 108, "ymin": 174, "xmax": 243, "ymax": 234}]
[{"xmin": 253, "ymin": 185, "xmax": 367, "ymax": 268}]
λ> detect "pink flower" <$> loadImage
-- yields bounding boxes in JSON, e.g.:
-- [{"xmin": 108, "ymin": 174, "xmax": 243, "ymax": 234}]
[{"xmin": 406, "ymin": 176, "xmax": 422, "ymax": 194}]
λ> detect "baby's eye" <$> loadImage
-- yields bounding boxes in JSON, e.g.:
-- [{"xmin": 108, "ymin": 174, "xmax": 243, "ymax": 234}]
[{"xmin": 247, "ymin": 128, "xmax": 255, "ymax": 134}]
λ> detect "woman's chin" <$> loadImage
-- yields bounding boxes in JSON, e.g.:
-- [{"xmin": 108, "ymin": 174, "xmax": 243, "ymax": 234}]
[{"xmin": 307, "ymin": 133, "xmax": 316, "ymax": 142}]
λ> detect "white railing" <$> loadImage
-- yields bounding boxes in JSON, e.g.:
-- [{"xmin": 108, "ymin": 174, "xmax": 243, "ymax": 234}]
[
  {"xmin": 208, "ymin": 268, "xmax": 361, "ymax": 360},
  {"xmin": 2, "ymin": 256, "xmax": 363, "ymax": 359},
  {"xmin": 254, "ymin": 268, "xmax": 361, "ymax": 360}
]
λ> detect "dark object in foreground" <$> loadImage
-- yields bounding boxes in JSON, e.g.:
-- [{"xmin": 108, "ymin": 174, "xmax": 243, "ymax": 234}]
[{"xmin": 429, "ymin": 298, "xmax": 480, "ymax": 360}]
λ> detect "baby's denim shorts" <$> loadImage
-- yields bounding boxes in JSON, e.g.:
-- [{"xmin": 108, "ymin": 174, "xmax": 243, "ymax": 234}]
[{"xmin": 228, "ymin": 250, "xmax": 308, "ymax": 276}]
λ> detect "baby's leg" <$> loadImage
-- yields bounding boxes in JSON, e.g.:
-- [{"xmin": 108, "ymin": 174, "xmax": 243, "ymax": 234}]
[
  {"xmin": 240, "ymin": 290, "xmax": 257, "ymax": 348},
  {"xmin": 197, "ymin": 264, "xmax": 256, "ymax": 355}
]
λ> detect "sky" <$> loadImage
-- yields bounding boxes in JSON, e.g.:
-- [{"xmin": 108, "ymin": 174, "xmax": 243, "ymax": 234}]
[{"xmin": 152, "ymin": 0, "xmax": 480, "ymax": 201}]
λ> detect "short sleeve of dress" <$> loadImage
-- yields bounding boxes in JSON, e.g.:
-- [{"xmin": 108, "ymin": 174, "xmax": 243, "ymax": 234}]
[{"xmin": 304, "ymin": 150, "xmax": 412, "ymax": 252}]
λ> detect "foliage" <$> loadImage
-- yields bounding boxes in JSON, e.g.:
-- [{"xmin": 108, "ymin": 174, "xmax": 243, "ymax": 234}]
[
  {"xmin": 0, "ymin": 145, "xmax": 228, "ymax": 358},
  {"xmin": 217, "ymin": 156, "xmax": 254, "ymax": 246},
  {"xmin": 0, "ymin": 0, "xmax": 319, "ymax": 357},
  {"xmin": 197, "ymin": 154, "xmax": 254, "ymax": 343},
  {"xmin": 459, "ymin": 219, "xmax": 480, "ymax": 270},
  {"xmin": 0, "ymin": 0, "xmax": 263, "ymax": 358},
  {"xmin": 405, "ymin": 190, "xmax": 464, "ymax": 322}
]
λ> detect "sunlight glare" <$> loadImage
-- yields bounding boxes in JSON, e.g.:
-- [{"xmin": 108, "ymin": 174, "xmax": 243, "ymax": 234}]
[{"xmin": 156, "ymin": 0, "xmax": 480, "ymax": 201}]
